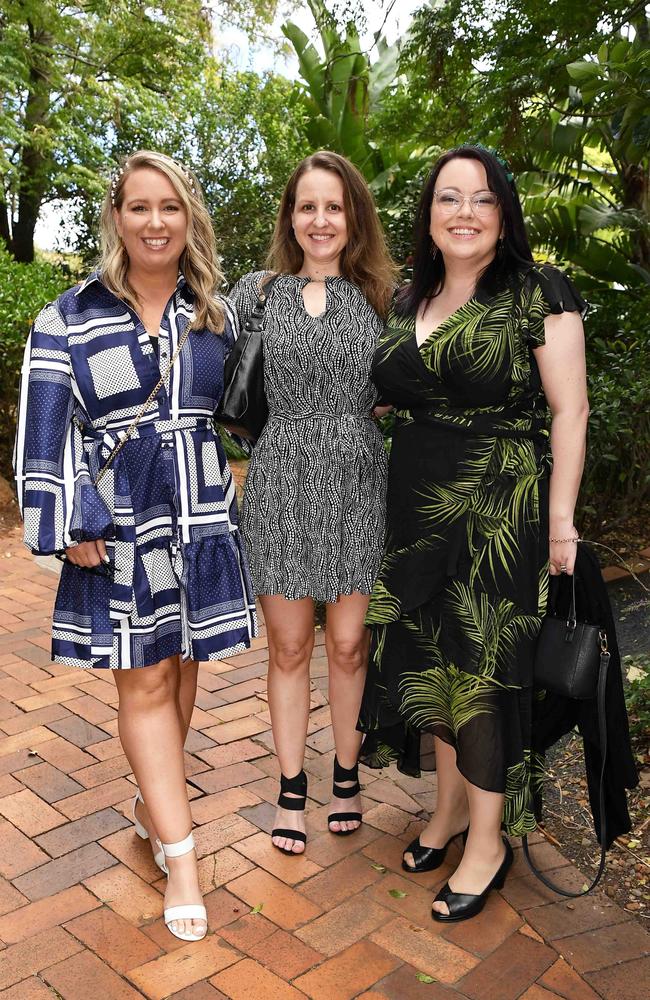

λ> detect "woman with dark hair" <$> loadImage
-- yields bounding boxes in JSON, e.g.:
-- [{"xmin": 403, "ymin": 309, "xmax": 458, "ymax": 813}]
[
  {"xmin": 358, "ymin": 144, "xmax": 588, "ymax": 922},
  {"xmin": 229, "ymin": 151, "xmax": 397, "ymax": 855}
]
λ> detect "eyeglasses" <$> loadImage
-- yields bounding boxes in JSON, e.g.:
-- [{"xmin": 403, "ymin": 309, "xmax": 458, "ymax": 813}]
[{"xmin": 433, "ymin": 189, "xmax": 500, "ymax": 218}]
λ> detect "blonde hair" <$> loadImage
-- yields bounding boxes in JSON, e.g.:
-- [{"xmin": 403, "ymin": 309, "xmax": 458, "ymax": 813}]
[
  {"xmin": 99, "ymin": 150, "xmax": 225, "ymax": 333},
  {"xmin": 266, "ymin": 151, "xmax": 398, "ymax": 317}
]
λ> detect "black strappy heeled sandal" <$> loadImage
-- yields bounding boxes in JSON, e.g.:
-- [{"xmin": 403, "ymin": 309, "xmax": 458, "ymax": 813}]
[
  {"xmin": 271, "ymin": 770, "xmax": 308, "ymax": 855},
  {"xmin": 328, "ymin": 756, "xmax": 362, "ymax": 836},
  {"xmin": 402, "ymin": 826, "xmax": 469, "ymax": 874},
  {"xmin": 431, "ymin": 837, "xmax": 513, "ymax": 923}
]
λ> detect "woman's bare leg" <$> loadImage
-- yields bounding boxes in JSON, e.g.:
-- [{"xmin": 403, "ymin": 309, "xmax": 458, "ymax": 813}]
[
  {"xmin": 132, "ymin": 657, "xmax": 198, "ymax": 840},
  {"xmin": 261, "ymin": 594, "xmax": 315, "ymax": 854},
  {"xmin": 114, "ymin": 657, "xmax": 205, "ymax": 938},
  {"xmin": 431, "ymin": 779, "xmax": 505, "ymax": 916},
  {"xmin": 403, "ymin": 737, "xmax": 469, "ymax": 869},
  {"xmin": 178, "ymin": 658, "xmax": 199, "ymax": 736},
  {"xmin": 325, "ymin": 593, "xmax": 370, "ymax": 832}
]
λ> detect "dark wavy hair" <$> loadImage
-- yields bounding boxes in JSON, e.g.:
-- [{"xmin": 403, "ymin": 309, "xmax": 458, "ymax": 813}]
[{"xmin": 396, "ymin": 144, "xmax": 534, "ymax": 317}]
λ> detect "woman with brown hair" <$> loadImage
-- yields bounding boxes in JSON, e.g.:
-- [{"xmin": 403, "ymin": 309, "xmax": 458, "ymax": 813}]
[
  {"xmin": 229, "ymin": 150, "xmax": 397, "ymax": 855},
  {"xmin": 15, "ymin": 150, "xmax": 256, "ymax": 941}
]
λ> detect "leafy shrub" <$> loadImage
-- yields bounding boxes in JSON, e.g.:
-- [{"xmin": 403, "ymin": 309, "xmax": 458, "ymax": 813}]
[
  {"xmin": 0, "ymin": 243, "xmax": 72, "ymax": 479},
  {"xmin": 578, "ymin": 286, "xmax": 650, "ymax": 534},
  {"xmin": 623, "ymin": 653, "xmax": 650, "ymax": 742}
]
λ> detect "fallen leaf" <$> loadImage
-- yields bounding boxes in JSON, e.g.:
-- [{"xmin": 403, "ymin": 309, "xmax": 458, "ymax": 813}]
[
  {"xmin": 251, "ymin": 902, "xmax": 264, "ymax": 914},
  {"xmin": 388, "ymin": 888, "xmax": 408, "ymax": 898},
  {"xmin": 416, "ymin": 972, "xmax": 435, "ymax": 983},
  {"xmin": 371, "ymin": 863, "xmax": 387, "ymax": 872}
]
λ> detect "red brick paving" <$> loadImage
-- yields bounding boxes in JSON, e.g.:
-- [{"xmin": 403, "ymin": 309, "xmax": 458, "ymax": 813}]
[{"xmin": 0, "ymin": 522, "xmax": 647, "ymax": 999}]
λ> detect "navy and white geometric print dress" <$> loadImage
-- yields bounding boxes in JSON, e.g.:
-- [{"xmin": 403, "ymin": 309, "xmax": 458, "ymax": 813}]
[
  {"xmin": 14, "ymin": 272, "xmax": 257, "ymax": 669},
  {"xmin": 229, "ymin": 271, "xmax": 387, "ymax": 603}
]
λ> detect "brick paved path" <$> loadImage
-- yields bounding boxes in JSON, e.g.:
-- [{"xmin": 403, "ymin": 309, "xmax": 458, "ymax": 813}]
[{"xmin": 0, "ymin": 523, "xmax": 648, "ymax": 1000}]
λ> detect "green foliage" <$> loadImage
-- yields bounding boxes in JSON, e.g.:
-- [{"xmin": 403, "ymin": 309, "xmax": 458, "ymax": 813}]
[
  {"xmin": 0, "ymin": 242, "xmax": 73, "ymax": 476},
  {"xmin": 188, "ymin": 69, "xmax": 310, "ymax": 280},
  {"xmin": 623, "ymin": 653, "xmax": 650, "ymax": 741},
  {"xmin": 520, "ymin": 24, "xmax": 650, "ymax": 289},
  {"xmin": 578, "ymin": 286, "xmax": 650, "ymax": 531},
  {"xmin": 1, "ymin": 0, "xmax": 648, "ymax": 544},
  {"xmin": 400, "ymin": 0, "xmax": 633, "ymax": 148},
  {"xmin": 398, "ymin": 2, "xmax": 650, "ymax": 288},
  {"xmin": 1, "ymin": 0, "xmax": 210, "ymax": 260},
  {"xmin": 279, "ymin": 1, "xmax": 649, "ymax": 536},
  {"xmin": 71, "ymin": 65, "xmax": 310, "ymax": 278},
  {"xmin": 282, "ymin": 0, "xmax": 434, "ymax": 264}
]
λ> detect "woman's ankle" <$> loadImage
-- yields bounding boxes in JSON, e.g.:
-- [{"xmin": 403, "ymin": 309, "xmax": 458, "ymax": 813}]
[{"xmin": 431, "ymin": 801, "xmax": 468, "ymax": 826}]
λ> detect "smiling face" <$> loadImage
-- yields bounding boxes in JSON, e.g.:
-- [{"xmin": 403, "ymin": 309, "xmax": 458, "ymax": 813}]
[
  {"xmin": 113, "ymin": 167, "xmax": 188, "ymax": 276},
  {"xmin": 291, "ymin": 167, "xmax": 348, "ymax": 273},
  {"xmin": 429, "ymin": 157, "xmax": 502, "ymax": 267}
]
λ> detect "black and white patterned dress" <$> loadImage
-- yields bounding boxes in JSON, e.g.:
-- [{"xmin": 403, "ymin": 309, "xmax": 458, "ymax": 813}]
[{"xmin": 229, "ymin": 271, "xmax": 387, "ymax": 602}]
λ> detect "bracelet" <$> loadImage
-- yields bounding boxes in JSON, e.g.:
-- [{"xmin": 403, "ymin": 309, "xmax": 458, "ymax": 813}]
[{"xmin": 549, "ymin": 536, "xmax": 581, "ymax": 543}]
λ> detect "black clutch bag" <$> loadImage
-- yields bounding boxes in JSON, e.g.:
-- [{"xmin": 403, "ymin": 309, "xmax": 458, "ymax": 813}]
[
  {"xmin": 216, "ymin": 274, "xmax": 279, "ymax": 441},
  {"xmin": 524, "ymin": 569, "xmax": 611, "ymax": 897}
]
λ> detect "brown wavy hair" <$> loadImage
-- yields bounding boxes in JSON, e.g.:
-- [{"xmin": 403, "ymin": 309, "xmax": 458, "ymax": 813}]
[
  {"xmin": 266, "ymin": 151, "xmax": 398, "ymax": 316},
  {"xmin": 99, "ymin": 150, "xmax": 225, "ymax": 333}
]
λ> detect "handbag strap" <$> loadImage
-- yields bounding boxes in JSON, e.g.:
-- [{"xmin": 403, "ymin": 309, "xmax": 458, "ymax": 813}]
[
  {"xmin": 94, "ymin": 323, "xmax": 191, "ymax": 486},
  {"xmin": 548, "ymin": 571, "xmax": 577, "ymax": 625},
  {"xmin": 523, "ymin": 635, "xmax": 611, "ymax": 897},
  {"xmin": 245, "ymin": 272, "xmax": 280, "ymax": 331}
]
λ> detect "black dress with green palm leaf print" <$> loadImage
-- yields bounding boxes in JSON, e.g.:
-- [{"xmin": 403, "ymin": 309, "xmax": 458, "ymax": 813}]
[{"xmin": 358, "ymin": 265, "xmax": 587, "ymax": 836}]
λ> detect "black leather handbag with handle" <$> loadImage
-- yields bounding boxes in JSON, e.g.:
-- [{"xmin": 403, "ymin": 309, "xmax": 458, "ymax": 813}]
[
  {"xmin": 524, "ymin": 571, "xmax": 611, "ymax": 897},
  {"xmin": 216, "ymin": 274, "xmax": 279, "ymax": 441}
]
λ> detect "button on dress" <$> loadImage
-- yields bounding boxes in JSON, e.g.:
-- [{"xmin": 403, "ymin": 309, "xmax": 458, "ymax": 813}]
[
  {"xmin": 14, "ymin": 273, "xmax": 257, "ymax": 669},
  {"xmin": 228, "ymin": 272, "xmax": 388, "ymax": 603}
]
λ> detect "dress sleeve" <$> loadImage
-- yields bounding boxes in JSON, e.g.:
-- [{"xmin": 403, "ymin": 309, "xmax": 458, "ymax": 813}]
[
  {"xmin": 523, "ymin": 265, "xmax": 588, "ymax": 347},
  {"xmin": 13, "ymin": 303, "xmax": 114, "ymax": 555},
  {"xmin": 220, "ymin": 296, "xmax": 240, "ymax": 358},
  {"xmin": 227, "ymin": 271, "xmax": 271, "ymax": 333}
]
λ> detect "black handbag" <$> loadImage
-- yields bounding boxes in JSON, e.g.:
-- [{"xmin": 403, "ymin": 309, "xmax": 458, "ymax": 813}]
[
  {"xmin": 523, "ymin": 571, "xmax": 611, "ymax": 897},
  {"xmin": 215, "ymin": 274, "xmax": 279, "ymax": 441},
  {"xmin": 534, "ymin": 573, "xmax": 609, "ymax": 701}
]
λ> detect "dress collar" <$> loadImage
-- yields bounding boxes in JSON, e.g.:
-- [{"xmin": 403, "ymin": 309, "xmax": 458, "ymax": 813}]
[{"xmin": 75, "ymin": 270, "xmax": 193, "ymax": 303}]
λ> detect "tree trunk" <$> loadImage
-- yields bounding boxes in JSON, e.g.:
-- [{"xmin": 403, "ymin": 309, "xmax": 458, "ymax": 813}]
[
  {"xmin": 12, "ymin": 24, "xmax": 52, "ymax": 263},
  {"xmin": 12, "ymin": 184, "xmax": 41, "ymax": 263}
]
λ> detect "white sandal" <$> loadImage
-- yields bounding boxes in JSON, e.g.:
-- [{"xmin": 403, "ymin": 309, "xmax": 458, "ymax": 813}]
[
  {"xmin": 162, "ymin": 832, "xmax": 207, "ymax": 942},
  {"xmin": 132, "ymin": 791, "xmax": 167, "ymax": 874}
]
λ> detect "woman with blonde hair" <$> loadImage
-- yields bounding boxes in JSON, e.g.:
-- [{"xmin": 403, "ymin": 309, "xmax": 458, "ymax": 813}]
[
  {"xmin": 14, "ymin": 150, "xmax": 256, "ymax": 941},
  {"xmin": 229, "ymin": 150, "xmax": 397, "ymax": 855}
]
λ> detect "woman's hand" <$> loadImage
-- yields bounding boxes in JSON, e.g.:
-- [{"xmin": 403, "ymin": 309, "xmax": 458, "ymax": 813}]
[
  {"xmin": 548, "ymin": 526, "xmax": 579, "ymax": 576},
  {"xmin": 65, "ymin": 539, "xmax": 108, "ymax": 568},
  {"xmin": 372, "ymin": 404, "xmax": 393, "ymax": 419}
]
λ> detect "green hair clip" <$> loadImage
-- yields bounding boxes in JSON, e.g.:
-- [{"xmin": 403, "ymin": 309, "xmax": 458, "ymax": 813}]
[{"xmin": 470, "ymin": 142, "xmax": 514, "ymax": 183}]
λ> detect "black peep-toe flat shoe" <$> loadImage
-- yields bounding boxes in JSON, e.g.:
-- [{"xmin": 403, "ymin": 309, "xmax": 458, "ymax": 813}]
[
  {"xmin": 431, "ymin": 837, "xmax": 513, "ymax": 923},
  {"xmin": 328, "ymin": 757, "xmax": 362, "ymax": 836},
  {"xmin": 271, "ymin": 770, "xmax": 308, "ymax": 855},
  {"xmin": 402, "ymin": 826, "xmax": 469, "ymax": 874}
]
